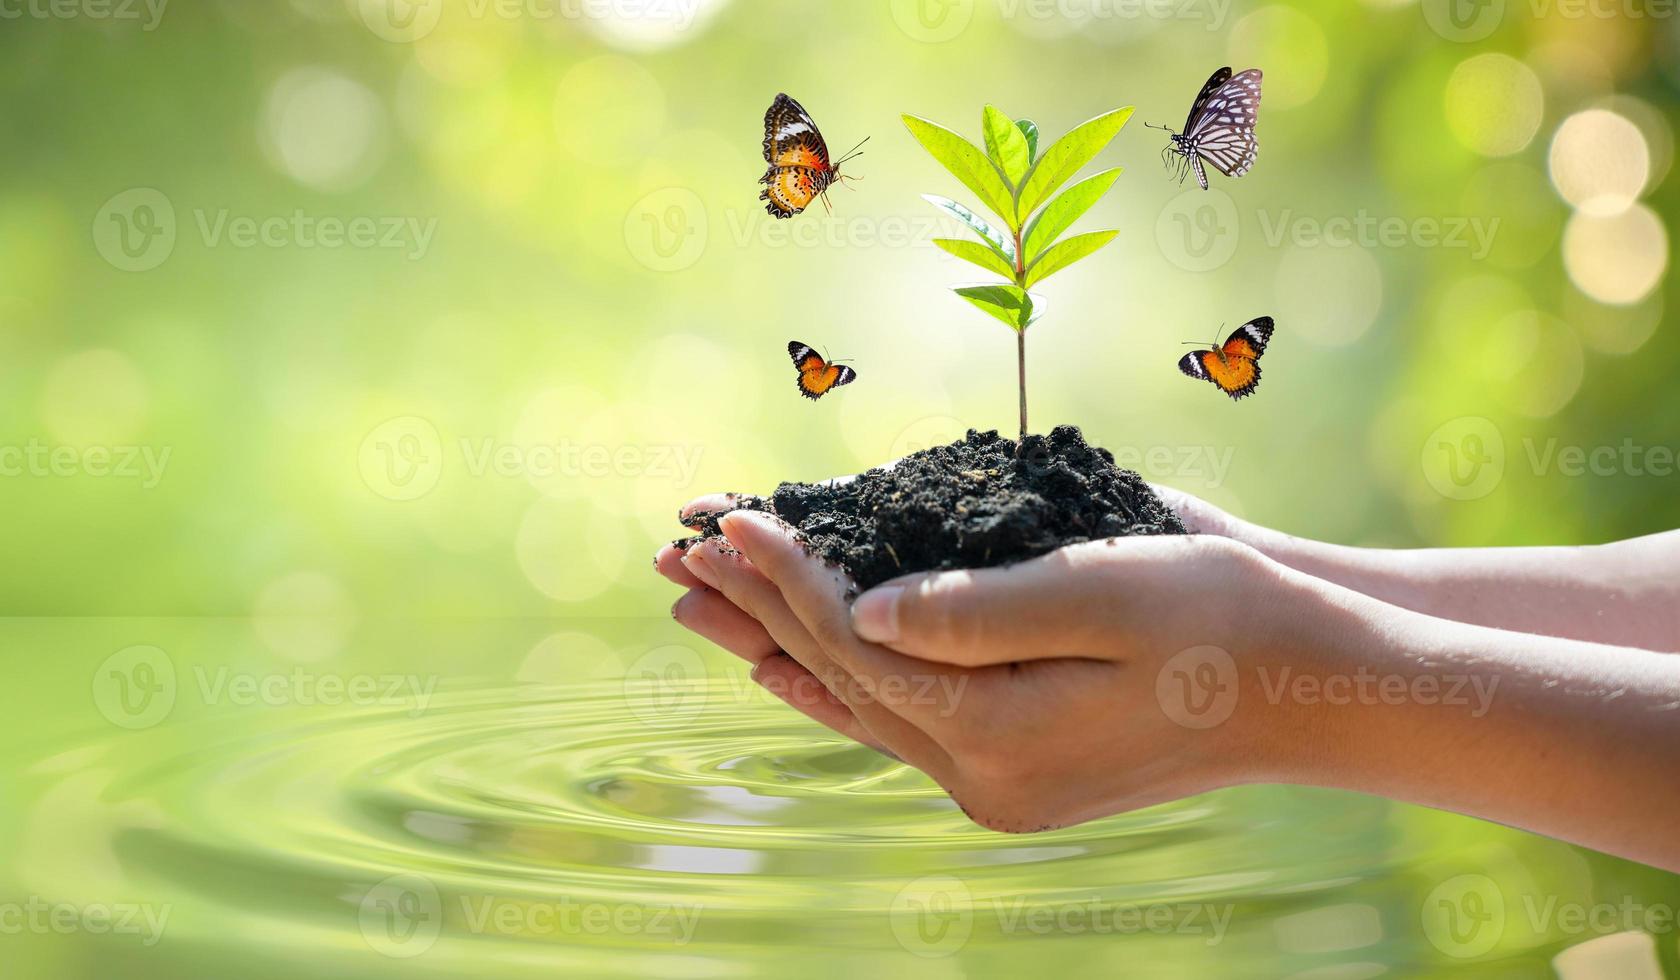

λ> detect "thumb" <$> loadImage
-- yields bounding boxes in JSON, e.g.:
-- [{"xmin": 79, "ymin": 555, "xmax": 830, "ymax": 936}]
[{"xmin": 849, "ymin": 546, "xmax": 1125, "ymax": 666}]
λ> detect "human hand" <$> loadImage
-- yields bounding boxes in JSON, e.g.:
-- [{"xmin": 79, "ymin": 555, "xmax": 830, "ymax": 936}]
[{"xmin": 662, "ymin": 507, "xmax": 1330, "ymax": 832}]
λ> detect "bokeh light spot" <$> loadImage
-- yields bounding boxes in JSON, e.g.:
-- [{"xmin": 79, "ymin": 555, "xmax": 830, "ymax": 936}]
[
  {"xmin": 1229, "ymin": 6, "xmax": 1329, "ymax": 110},
  {"xmin": 253, "ymin": 571, "xmax": 358, "ymax": 663},
  {"xmin": 262, "ymin": 67, "xmax": 387, "ymax": 192},
  {"xmin": 1563, "ymin": 204, "xmax": 1668, "ymax": 305},
  {"xmin": 1548, "ymin": 109, "xmax": 1649, "ymax": 216},
  {"xmin": 39, "ymin": 349, "xmax": 150, "ymax": 445},
  {"xmin": 1445, "ymin": 54, "xmax": 1543, "ymax": 157}
]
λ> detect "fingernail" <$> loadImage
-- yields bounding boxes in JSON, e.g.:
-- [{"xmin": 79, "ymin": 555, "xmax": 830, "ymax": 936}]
[
  {"xmin": 681, "ymin": 549, "xmax": 722, "ymax": 590},
  {"xmin": 851, "ymin": 585, "xmax": 903, "ymax": 644}
]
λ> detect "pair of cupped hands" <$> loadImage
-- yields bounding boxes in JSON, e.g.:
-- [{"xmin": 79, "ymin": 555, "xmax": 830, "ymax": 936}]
[{"xmin": 652, "ymin": 480, "xmax": 1324, "ymax": 833}]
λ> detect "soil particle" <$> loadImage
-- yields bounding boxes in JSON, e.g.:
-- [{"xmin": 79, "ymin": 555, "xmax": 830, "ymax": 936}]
[{"xmin": 677, "ymin": 426, "xmax": 1187, "ymax": 591}]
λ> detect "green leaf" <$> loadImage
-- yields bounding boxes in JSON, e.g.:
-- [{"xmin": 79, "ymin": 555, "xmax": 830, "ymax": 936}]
[
  {"xmin": 1023, "ymin": 230, "xmax": 1119, "ymax": 289},
  {"xmin": 902, "ymin": 114, "xmax": 1017, "ymax": 227},
  {"xmin": 954, "ymin": 284, "xmax": 1036, "ymax": 332},
  {"xmin": 982, "ymin": 105, "xmax": 1031, "ymax": 186},
  {"xmin": 934, "ymin": 239, "xmax": 1017, "ymax": 280},
  {"xmin": 1021, "ymin": 167, "xmax": 1122, "ymax": 263},
  {"xmin": 1015, "ymin": 119, "xmax": 1039, "ymax": 163},
  {"xmin": 1017, "ymin": 106, "xmax": 1133, "ymax": 221},
  {"xmin": 923, "ymin": 195, "xmax": 1016, "ymax": 266}
]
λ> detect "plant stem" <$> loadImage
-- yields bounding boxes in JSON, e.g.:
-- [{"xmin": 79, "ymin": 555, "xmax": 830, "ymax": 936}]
[
  {"xmin": 1016, "ymin": 329, "xmax": 1027, "ymax": 439},
  {"xmin": 1013, "ymin": 224, "xmax": 1028, "ymax": 440}
]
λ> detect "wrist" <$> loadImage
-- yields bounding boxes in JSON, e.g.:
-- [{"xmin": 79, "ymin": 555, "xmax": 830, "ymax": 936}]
[{"xmin": 1223, "ymin": 556, "xmax": 1411, "ymax": 786}]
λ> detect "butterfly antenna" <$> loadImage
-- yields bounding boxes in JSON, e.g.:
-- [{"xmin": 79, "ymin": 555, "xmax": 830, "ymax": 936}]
[{"xmin": 834, "ymin": 136, "xmax": 871, "ymax": 167}]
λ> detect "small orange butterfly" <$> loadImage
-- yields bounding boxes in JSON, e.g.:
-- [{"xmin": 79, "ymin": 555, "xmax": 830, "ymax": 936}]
[
  {"xmin": 1178, "ymin": 317, "xmax": 1274, "ymax": 400},
  {"xmin": 788, "ymin": 341, "xmax": 857, "ymax": 400},
  {"xmin": 759, "ymin": 94, "xmax": 867, "ymax": 219}
]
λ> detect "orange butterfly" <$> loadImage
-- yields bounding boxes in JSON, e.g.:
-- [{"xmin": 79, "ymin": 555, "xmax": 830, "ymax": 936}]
[
  {"xmin": 759, "ymin": 94, "xmax": 866, "ymax": 219},
  {"xmin": 1178, "ymin": 317, "xmax": 1274, "ymax": 400},
  {"xmin": 788, "ymin": 341, "xmax": 857, "ymax": 400}
]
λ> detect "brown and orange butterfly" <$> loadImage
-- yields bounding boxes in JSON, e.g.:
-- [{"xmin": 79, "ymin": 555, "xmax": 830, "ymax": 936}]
[
  {"xmin": 759, "ymin": 94, "xmax": 866, "ymax": 219},
  {"xmin": 788, "ymin": 341, "xmax": 857, "ymax": 400},
  {"xmin": 1178, "ymin": 317, "xmax": 1274, "ymax": 400}
]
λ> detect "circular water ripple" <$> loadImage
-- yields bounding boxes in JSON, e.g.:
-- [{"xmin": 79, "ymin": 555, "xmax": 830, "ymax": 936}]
[{"xmin": 17, "ymin": 682, "xmax": 1505, "ymax": 975}]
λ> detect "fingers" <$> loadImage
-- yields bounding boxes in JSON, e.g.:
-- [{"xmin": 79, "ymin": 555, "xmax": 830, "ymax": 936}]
[
  {"xmin": 847, "ymin": 536, "xmax": 1211, "ymax": 667},
  {"xmin": 714, "ymin": 511, "xmax": 972, "ymax": 720},
  {"xmin": 751, "ymin": 653, "xmax": 893, "ymax": 755},
  {"xmin": 655, "ymin": 542, "xmax": 711, "ymax": 590},
  {"xmin": 685, "ymin": 531, "xmax": 952, "ymax": 775},
  {"xmin": 671, "ymin": 587, "xmax": 778, "ymax": 663},
  {"xmin": 678, "ymin": 494, "xmax": 755, "ymax": 528}
]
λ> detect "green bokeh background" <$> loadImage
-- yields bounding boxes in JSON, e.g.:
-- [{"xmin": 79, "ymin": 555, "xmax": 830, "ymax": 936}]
[{"xmin": 2, "ymin": 0, "xmax": 1678, "ymax": 976}]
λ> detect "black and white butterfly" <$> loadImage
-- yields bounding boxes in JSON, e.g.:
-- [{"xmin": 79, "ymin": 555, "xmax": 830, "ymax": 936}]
[{"xmin": 1151, "ymin": 67, "xmax": 1262, "ymax": 190}]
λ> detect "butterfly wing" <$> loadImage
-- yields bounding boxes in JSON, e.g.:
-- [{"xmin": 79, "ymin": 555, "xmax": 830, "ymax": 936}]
[
  {"xmin": 1188, "ymin": 69, "xmax": 1261, "ymax": 181},
  {"xmin": 1179, "ymin": 316, "xmax": 1272, "ymax": 400},
  {"xmin": 788, "ymin": 341, "xmax": 857, "ymax": 400},
  {"xmin": 1220, "ymin": 316, "xmax": 1273, "ymax": 361},
  {"xmin": 763, "ymin": 94, "xmax": 832, "ymax": 169},
  {"xmin": 760, "ymin": 94, "xmax": 834, "ymax": 218},
  {"xmin": 1184, "ymin": 66, "xmax": 1233, "ymax": 134},
  {"xmin": 1179, "ymin": 349, "xmax": 1261, "ymax": 400}
]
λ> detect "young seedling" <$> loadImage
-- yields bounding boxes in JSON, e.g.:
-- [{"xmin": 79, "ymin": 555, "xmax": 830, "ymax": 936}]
[{"xmin": 903, "ymin": 104, "xmax": 1133, "ymax": 438}]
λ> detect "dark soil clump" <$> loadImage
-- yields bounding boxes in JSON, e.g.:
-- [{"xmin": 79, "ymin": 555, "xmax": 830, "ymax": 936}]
[{"xmin": 680, "ymin": 425, "xmax": 1187, "ymax": 592}]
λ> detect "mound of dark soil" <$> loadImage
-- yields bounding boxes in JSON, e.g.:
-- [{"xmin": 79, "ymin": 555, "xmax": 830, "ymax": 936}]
[{"xmin": 679, "ymin": 425, "xmax": 1187, "ymax": 592}]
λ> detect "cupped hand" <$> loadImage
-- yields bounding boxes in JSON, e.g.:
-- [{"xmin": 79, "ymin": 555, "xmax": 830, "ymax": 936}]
[{"xmin": 656, "ymin": 502, "xmax": 1326, "ymax": 833}]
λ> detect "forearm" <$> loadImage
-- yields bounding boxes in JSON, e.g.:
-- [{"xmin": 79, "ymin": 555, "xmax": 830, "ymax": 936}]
[
  {"xmin": 1248, "ymin": 575, "xmax": 1680, "ymax": 872},
  {"xmin": 1243, "ymin": 527, "xmax": 1680, "ymax": 651}
]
